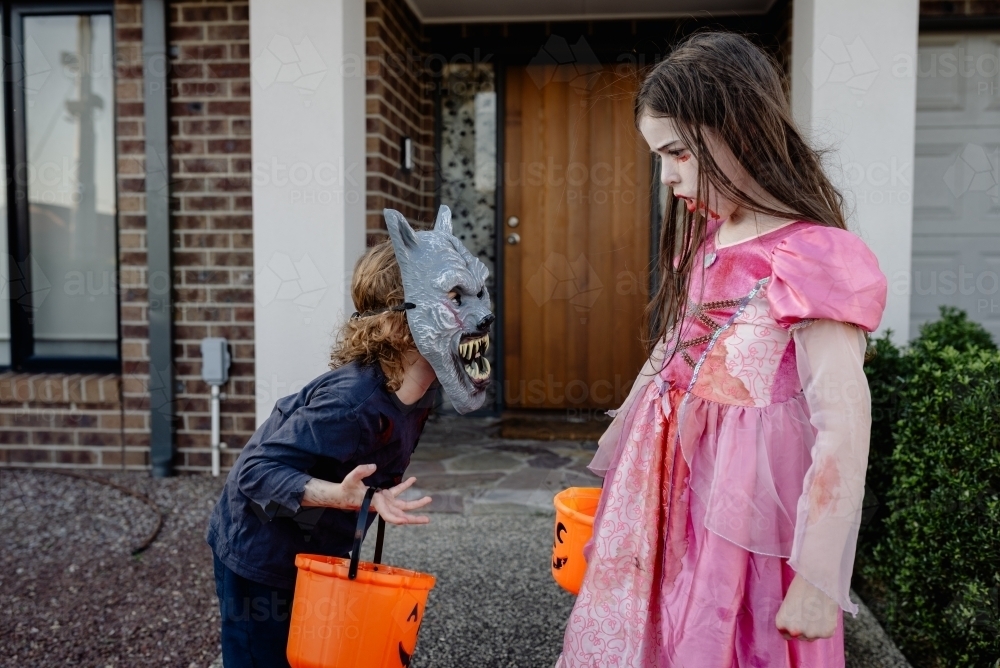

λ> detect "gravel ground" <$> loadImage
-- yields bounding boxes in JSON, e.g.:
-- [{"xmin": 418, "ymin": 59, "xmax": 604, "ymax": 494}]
[
  {"xmin": 359, "ymin": 513, "xmax": 576, "ymax": 668},
  {"xmin": 1, "ymin": 469, "xmax": 911, "ymax": 668},
  {"xmin": 0, "ymin": 469, "xmax": 225, "ymax": 668}
]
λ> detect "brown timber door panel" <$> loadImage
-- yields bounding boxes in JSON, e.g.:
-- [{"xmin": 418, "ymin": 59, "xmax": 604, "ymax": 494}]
[{"xmin": 503, "ymin": 66, "xmax": 651, "ymax": 410}]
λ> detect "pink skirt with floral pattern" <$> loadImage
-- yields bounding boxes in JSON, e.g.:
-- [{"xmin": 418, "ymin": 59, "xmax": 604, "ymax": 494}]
[{"xmin": 556, "ymin": 385, "xmax": 845, "ymax": 668}]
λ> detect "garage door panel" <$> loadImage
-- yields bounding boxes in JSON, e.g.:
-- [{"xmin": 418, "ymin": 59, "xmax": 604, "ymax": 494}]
[
  {"xmin": 914, "ymin": 142, "xmax": 965, "ymax": 225},
  {"xmin": 986, "ymin": 37, "xmax": 1000, "ymax": 113},
  {"xmin": 916, "ymin": 37, "xmax": 966, "ymax": 112},
  {"xmin": 913, "ymin": 138, "xmax": 1000, "ymax": 234},
  {"xmin": 916, "ymin": 35, "xmax": 1000, "ymax": 127},
  {"xmin": 910, "ymin": 235, "xmax": 1000, "ymax": 340},
  {"xmin": 913, "ymin": 125, "xmax": 1000, "ymax": 234}
]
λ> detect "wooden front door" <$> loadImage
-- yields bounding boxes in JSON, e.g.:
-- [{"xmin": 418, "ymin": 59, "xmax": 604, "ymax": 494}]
[{"xmin": 503, "ymin": 65, "xmax": 651, "ymax": 411}]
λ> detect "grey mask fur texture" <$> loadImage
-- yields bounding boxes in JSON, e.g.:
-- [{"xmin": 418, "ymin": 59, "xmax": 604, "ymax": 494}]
[{"xmin": 384, "ymin": 206, "xmax": 493, "ymax": 413}]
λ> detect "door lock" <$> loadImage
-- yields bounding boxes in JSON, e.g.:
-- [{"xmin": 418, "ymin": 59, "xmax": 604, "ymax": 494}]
[
  {"xmin": 507, "ymin": 216, "xmax": 520, "ymax": 228},
  {"xmin": 507, "ymin": 233, "xmax": 521, "ymax": 245}
]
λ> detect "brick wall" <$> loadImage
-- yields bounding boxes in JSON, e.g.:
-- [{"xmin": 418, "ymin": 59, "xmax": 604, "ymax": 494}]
[
  {"xmin": 168, "ymin": 1, "xmax": 255, "ymax": 472},
  {"xmin": 117, "ymin": 0, "xmax": 154, "ymax": 469},
  {"xmin": 0, "ymin": 374, "xmax": 124, "ymax": 466},
  {"xmin": 365, "ymin": 0, "xmax": 436, "ymax": 243}
]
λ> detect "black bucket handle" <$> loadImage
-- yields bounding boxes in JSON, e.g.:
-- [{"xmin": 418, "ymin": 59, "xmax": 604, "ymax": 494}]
[{"xmin": 349, "ymin": 486, "xmax": 386, "ymax": 580}]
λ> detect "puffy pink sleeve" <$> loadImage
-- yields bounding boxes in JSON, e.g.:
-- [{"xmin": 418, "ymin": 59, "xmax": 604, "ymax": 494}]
[{"xmin": 768, "ymin": 226, "xmax": 887, "ymax": 332}]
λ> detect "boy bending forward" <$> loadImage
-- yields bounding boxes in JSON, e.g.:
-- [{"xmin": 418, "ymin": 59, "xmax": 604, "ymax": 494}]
[{"xmin": 207, "ymin": 207, "xmax": 493, "ymax": 667}]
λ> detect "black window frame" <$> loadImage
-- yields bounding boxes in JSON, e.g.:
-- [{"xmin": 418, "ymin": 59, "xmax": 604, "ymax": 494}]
[{"xmin": 3, "ymin": 0, "xmax": 121, "ymax": 374}]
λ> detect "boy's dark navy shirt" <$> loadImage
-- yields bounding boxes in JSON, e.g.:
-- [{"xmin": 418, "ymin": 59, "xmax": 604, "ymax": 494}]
[{"xmin": 206, "ymin": 362, "xmax": 435, "ymax": 589}]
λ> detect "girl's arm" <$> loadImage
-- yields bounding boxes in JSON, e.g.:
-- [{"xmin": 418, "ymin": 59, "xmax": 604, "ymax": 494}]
[
  {"xmin": 777, "ymin": 318, "xmax": 872, "ymax": 640},
  {"xmin": 301, "ymin": 463, "xmax": 432, "ymax": 525}
]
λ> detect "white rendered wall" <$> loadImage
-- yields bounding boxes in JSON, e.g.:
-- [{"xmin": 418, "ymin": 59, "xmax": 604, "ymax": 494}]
[
  {"xmin": 250, "ymin": 0, "xmax": 366, "ymax": 423},
  {"xmin": 791, "ymin": 0, "xmax": 920, "ymax": 344}
]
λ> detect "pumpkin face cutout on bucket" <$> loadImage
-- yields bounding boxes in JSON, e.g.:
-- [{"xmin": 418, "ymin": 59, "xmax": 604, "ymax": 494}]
[
  {"xmin": 551, "ymin": 487, "xmax": 602, "ymax": 595},
  {"xmin": 392, "ymin": 594, "xmax": 426, "ymax": 666}
]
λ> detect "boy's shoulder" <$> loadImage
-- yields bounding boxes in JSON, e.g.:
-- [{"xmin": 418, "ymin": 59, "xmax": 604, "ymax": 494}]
[
  {"xmin": 277, "ymin": 362, "xmax": 386, "ymax": 415},
  {"xmin": 312, "ymin": 362, "xmax": 385, "ymax": 405}
]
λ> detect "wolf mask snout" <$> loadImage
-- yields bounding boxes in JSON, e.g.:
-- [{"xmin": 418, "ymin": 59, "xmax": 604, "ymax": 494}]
[{"xmin": 383, "ymin": 205, "xmax": 493, "ymax": 414}]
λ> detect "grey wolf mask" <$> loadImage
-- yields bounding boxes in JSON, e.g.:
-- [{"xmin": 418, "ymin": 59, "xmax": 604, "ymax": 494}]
[{"xmin": 383, "ymin": 206, "xmax": 494, "ymax": 413}]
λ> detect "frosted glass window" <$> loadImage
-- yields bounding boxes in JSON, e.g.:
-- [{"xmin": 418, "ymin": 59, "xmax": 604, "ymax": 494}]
[{"xmin": 24, "ymin": 14, "xmax": 117, "ymax": 358}]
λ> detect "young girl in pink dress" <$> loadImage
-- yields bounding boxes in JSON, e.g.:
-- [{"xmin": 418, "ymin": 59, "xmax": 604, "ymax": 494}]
[{"xmin": 557, "ymin": 33, "xmax": 888, "ymax": 667}]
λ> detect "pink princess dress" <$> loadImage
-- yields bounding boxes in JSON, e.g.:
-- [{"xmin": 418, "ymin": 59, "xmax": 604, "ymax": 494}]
[{"xmin": 557, "ymin": 221, "xmax": 888, "ymax": 668}]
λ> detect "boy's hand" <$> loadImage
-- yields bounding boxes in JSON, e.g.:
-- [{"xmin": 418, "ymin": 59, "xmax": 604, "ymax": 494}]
[
  {"xmin": 372, "ymin": 474, "xmax": 432, "ymax": 525},
  {"xmin": 775, "ymin": 573, "xmax": 839, "ymax": 642},
  {"xmin": 302, "ymin": 465, "xmax": 434, "ymax": 524}
]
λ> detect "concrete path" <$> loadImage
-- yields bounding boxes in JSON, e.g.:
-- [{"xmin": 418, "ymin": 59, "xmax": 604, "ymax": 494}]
[{"xmin": 398, "ymin": 415, "xmax": 603, "ymax": 512}]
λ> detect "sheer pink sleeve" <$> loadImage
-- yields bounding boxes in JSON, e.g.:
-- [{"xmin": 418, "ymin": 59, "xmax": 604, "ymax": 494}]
[
  {"xmin": 768, "ymin": 226, "xmax": 887, "ymax": 332},
  {"xmin": 588, "ymin": 338, "xmax": 667, "ymax": 476},
  {"xmin": 789, "ymin": 319, "xmax": 870, "ymax": 616}
]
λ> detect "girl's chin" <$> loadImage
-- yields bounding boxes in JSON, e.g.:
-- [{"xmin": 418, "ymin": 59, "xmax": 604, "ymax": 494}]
[
  {"xmin": 684, "ymin": 201, "xmax": 720, "ymax": 219},
  {"xmin": 677, "ymin": 195, "xmax": 721, "ymax": 219}
]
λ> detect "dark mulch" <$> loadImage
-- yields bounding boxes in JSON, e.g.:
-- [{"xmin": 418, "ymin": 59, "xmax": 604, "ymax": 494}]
[{"xmin": 0, "ymin": 469, "xmax": 225, "ymax": 668}]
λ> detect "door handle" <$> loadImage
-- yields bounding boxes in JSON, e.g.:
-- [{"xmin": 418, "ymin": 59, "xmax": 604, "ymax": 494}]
[{"xmin": 507, "ymin": 233, "xmax": 521, "ymax": 245}]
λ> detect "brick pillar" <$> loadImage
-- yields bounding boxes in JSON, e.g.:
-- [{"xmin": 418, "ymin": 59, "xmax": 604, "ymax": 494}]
[
  {"xmin": 115, "ymin": 0, "xmax": 153, "ymax": 468},
  {"xmin": 169, "ymin": 1, "xmax": 255, "ymax": 471},
  {"xmin": 365, "ymin": 0, "xmax": 436, "ymax": 242}
]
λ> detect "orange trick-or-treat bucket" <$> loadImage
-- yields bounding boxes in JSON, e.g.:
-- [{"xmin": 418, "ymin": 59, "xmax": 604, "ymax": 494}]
[
  {"xmin": 551, "ymin": 487, "xmax": 602, "ymax": 595},
  {"xmin": 287, "ymin": 488, "xmax": 436, "ymax": 668}
]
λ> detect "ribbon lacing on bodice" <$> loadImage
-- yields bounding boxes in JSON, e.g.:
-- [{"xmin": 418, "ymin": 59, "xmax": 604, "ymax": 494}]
[{"xmin": 674, "ymin": 298, "xmax": 745, "ymax": 368}]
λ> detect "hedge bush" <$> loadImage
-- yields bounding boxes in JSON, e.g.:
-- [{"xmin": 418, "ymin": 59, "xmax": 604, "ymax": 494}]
[
  {"xmin": 913, "ymin": 306, "xmax": 997, "ymax": 354},
  {"xmin": 860, "ymin": 330, "xmax": 908, "ymax": 548},
  {"xmin": 861, "ymin": 308, "xmax": 998, "ymax": 547},
  {"xmin": 860, "ymin": 308, "xmax": 999, "ymax": 668}
]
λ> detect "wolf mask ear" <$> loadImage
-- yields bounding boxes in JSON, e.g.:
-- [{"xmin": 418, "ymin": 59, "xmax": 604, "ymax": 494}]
[
  {"xmin": 384, "ymin": 209, "xmax": 420, "ymax": 255},
  {"xmin": 433, "ymin": 205, "xmax": 453, "ymax": 236}
]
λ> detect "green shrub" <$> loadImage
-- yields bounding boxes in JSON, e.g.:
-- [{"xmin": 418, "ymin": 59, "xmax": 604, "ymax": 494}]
[
  {"xmin": 915, "ymin": 306, "xmax": 997, "ymax": 354},
  {"xmin": 862, "ymin": 307, "xmax": 997, "ymax": 547},
  {"xmin": 859, "ymin": 308, "xmax": 999, "ymax": 667},
  {"xmin": 860, "ymin": 331, "xmax": 907, "ymax": 548},
  {"xmin": 862, "ymin": 343, "xmax": 1000, "ymax": 668}
]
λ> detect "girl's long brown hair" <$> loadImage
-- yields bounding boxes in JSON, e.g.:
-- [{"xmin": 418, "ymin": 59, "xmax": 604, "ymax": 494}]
[{"xmin": 636, "ymin": 31, "xmax": 848, "ymax": 353}]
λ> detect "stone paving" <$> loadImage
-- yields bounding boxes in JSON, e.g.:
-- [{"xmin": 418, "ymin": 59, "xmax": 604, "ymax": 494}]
[{"xmin": 399, "ymin": 415, "xmax": 603, "ymax": 514}]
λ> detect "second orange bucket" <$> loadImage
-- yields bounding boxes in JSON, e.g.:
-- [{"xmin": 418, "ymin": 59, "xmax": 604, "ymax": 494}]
[{"xmin": 551, "ymin": 487, "xmax": 602, "ymax": 595}]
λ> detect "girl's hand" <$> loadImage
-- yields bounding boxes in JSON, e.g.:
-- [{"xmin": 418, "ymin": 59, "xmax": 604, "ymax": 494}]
[
  {"xmin": 337, "ymin": 464, "xmax": 432, "ymax": 525},
  {"xmin": 775, "ymin": 573, "xmax": 839, "ymax": 642}
]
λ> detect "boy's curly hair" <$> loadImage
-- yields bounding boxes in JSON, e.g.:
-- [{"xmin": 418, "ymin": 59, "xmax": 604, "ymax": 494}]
[{"xmin": 330, "ymin": 240, "xmax": 414, "ymax": 392}]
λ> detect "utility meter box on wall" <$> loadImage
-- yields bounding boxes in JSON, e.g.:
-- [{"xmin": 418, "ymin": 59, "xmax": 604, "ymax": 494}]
[{"xmin": 201, "ymin": 337, "xmax": 231, "ymax": 386}]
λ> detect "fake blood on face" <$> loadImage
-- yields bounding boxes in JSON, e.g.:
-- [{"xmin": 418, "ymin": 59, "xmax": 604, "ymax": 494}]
[{"xmin": 677, "ymin": 194, "xmax": 718, "ymax": 219}]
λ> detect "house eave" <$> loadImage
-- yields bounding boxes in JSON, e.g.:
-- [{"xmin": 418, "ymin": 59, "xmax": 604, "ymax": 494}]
[{"xmin": 402, "ymin": 0, "xmax": 777, "ymax": 24}]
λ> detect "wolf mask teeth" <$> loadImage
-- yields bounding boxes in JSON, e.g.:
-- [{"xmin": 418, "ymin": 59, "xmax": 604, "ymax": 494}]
[{"xmin": 383, "ymin": 205, "xmax": 493, "ymax": 413}]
